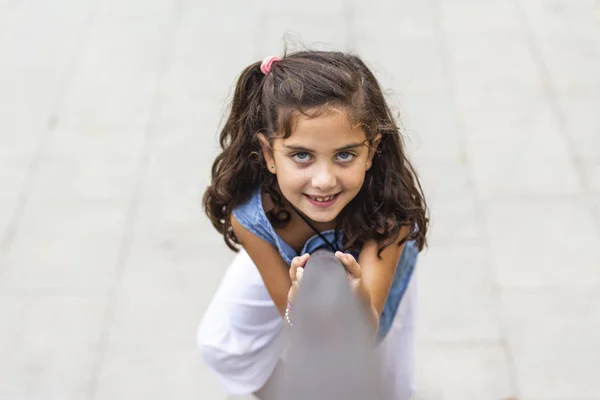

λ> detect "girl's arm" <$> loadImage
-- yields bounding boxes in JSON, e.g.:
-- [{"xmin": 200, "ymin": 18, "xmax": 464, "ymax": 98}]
[
  {"xmin": 357, "ymin": 226, "xmax": 410, "ymax": 318},
  {"xmin": 231, "ymin": 214, "xmax": 292, "ymax": 317}
]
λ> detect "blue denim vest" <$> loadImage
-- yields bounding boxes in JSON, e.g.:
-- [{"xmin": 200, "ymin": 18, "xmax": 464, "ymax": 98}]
[{"xmin": 232, "ymin": 188, "xmax": 418, "ymax": 343}]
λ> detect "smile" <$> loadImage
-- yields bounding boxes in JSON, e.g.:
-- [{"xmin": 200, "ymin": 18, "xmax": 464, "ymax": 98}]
[
  {"xmin": 303, "ymin": 192, "xmax": 341, "ymax": 208},
  {"xmin": 306, "ymin": 194, "xmax": 338, "ymax": 202}
]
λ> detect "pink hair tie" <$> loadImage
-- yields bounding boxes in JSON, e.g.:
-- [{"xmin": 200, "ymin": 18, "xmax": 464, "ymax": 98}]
[{"xmin": 260, "ymin": 55, "xmax": 280, "ymax": 75}]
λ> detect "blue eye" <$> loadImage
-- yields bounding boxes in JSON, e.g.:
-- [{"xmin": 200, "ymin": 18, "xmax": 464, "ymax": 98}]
[
  {"xmin": 336, "ymin": 152, "xmax": 355, "ymax": 162},
  {"xmin": 291, "ymin": 152, "xmax": 311, "ymax": 163}
]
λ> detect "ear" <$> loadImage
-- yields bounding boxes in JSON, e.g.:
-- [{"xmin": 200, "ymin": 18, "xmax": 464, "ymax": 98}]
[
  {"xmin": 366, "ymin": 133, "xmax": 382, "ymax": 171},
  {"xmin": 257, "ymin": 132, "xmax": 276, "ymax": 174}
]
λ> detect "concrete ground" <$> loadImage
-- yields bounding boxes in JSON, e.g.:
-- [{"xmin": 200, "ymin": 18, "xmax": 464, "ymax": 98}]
[{"xmin": 0, "ymin": 0, "xmax": 599, "ymax": 399}]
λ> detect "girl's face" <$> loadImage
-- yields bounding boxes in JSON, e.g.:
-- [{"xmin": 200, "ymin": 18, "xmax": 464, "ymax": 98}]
[{"xmin": 260, "ymin": 109, "xmax": 381, "ymax": 224}]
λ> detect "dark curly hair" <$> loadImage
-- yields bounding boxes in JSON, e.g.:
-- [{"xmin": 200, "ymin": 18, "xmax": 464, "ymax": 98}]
[{"xmin": 203, "ymin": 50, "xmax": 429, "ymax": 256}]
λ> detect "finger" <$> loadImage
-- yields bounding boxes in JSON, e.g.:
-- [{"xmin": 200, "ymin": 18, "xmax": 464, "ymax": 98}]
[
  {"xmin": 288, "ymin": 282, "xmax": 298, "ymax": 304},
  {"xmin": 335, "ymin": 251, "xmax": 362, "ymax": 279},
  {"xmin": 296, "ymin": 267, "xmax": 304, "ymax": 284},
  {"xmin": 290, "ymin": 253, "xmax": 310, "ymax": 282}
]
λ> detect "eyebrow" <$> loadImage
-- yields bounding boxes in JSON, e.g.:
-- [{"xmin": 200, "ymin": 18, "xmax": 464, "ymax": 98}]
[{"xmin": 283, "ymin": 141, "xmax": 366, "ymax": 152}]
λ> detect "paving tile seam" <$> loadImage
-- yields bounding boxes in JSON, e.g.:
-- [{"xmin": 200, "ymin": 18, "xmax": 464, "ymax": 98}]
[
  {"xmin": 0, "ymin": 10, "xmax": 97, "ymax": 275},
  {"xmin": 83, "ymin": 6, "xmax": 186, "ymax": 400},
  {"xmin": 429, "ymin": 0, "xmax": 523, "ymax": 397},
  {"xmin": 512, "ymin": 0, "xmax": 591, "ymax": 197},
  {"xmin": 512, "ymin": 0, "xmax": 600, "ymax": 240}
]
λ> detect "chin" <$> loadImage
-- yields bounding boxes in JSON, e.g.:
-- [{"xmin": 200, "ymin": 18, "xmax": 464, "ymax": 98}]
[
  {"xmin": 298, "ymin": 198, "xmax": 345, "ymax": 224},
  {"xmin": 306, "ymin": 212, "xmax": 339, "ymax": 224}
]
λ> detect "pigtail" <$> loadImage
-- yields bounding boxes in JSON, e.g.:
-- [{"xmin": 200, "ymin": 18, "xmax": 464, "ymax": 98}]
[{"xmin": 202, "ymin": 61, "xmax": 268, "ymax": 251}]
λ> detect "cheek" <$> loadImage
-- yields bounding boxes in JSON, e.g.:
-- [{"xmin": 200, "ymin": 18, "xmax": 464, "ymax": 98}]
[
  {"xmin": 275, "ymin": 163, "xmax": 309, "ymax": 190},
  {"xmin": 340, "ymin": 167, "xmax": 367, "ymax": 191}
]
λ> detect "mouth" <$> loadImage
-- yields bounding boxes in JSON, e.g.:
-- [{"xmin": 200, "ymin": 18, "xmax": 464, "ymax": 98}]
[{"xmin": 303, "ymin": 192, "xmax": 341, "ymax": 207}]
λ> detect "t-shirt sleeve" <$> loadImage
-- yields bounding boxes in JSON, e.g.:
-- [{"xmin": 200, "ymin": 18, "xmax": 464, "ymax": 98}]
[{"xmin": 232, "ymin": 190, "xmax": 275, "ymax": 246}]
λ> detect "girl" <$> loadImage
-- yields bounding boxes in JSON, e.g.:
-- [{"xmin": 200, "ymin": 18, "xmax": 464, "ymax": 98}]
[{"xmin": 197, "ymin": 51, "xmax": 428, "ymax": 399}]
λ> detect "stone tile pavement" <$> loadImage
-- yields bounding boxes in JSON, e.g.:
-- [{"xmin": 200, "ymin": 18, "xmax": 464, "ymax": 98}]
[{"xmin": 0, "ymin": 0, "xmax": 598, "ymax": 399}]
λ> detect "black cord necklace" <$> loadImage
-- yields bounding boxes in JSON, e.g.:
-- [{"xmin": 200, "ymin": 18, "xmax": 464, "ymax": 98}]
[{"xmin": 288, "ymin": 202, "xmax": 340, "ymax": 253}]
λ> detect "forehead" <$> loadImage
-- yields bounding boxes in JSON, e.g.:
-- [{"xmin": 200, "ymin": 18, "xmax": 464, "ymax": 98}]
[{"xmin": 277, "ymin": 110, "xmax": 367, "ymax": 149}]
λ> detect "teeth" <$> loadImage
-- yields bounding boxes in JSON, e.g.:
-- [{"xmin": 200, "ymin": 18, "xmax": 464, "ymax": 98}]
[{"xmin": 310, "ymin": 195, "xmax": 335, "ymax": 202}]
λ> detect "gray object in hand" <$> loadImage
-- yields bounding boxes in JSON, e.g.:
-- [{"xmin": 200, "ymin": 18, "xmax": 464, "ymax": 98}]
[{"xmin": 273, "ymin": 249, "xmax": 392, "ymax": 399}]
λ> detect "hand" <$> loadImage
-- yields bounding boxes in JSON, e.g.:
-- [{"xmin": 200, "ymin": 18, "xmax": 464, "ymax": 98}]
[
  {"xmin": 335, "ymin": 251, "xmax": 380, "ymax": 333},
  {"xmin": 334, "ymin": 251, "xmax": 370, "ymax": 306},
  {"xmin": 287, "ymin": 253, "xmax": 310, "ymax": 306}
]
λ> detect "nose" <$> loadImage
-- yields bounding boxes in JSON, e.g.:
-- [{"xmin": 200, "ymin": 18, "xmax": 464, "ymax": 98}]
[{"xmin": 311, "ymin": 163, "xmax": 337, "ymax": 191}]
